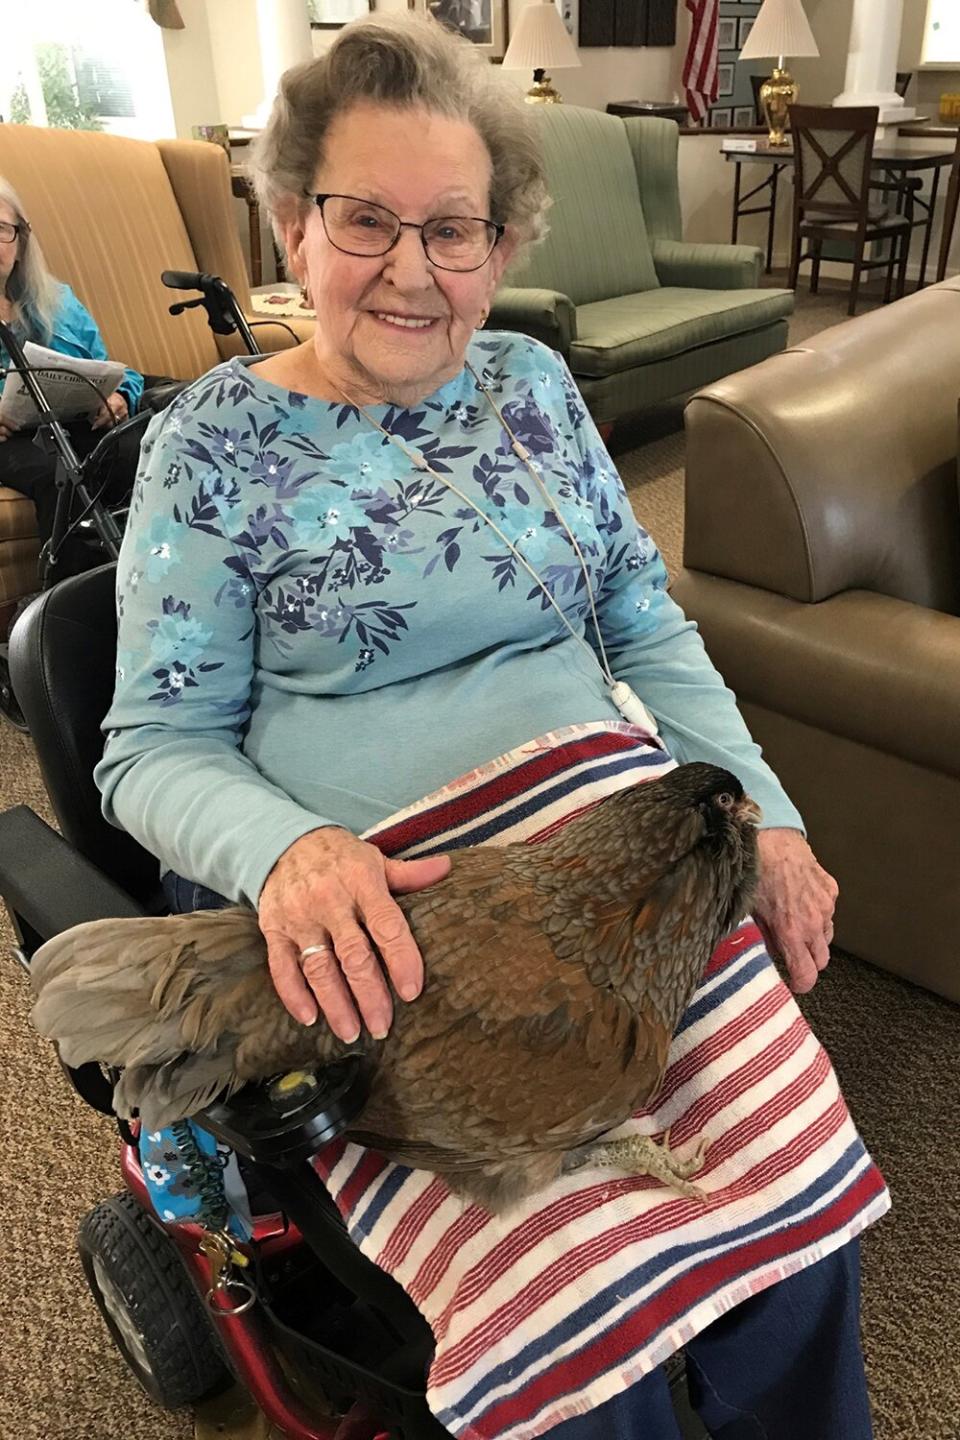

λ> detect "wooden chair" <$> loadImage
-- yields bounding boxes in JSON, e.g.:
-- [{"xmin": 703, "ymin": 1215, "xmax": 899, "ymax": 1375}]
[
  {"xmin": 787, "ymin": 104, "xmax": 912, "ymax": 316},
  {"xmin": 935, "ymin": 126, "xmax": 960, "ymax": 282}
]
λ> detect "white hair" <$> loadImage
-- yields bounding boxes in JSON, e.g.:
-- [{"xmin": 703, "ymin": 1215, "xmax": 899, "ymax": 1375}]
[{"xmin": 0, "ymin": 177, "xmax": 61, "ymax": 344}]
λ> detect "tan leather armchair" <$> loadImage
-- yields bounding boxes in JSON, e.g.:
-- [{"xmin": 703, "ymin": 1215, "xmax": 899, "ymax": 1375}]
[
  {"xmin": 0, "ymin": 123, "xmax": 311, "ymax": 627},
  {"xmin": 673, "ymin": 277, "xmax": 960, "ymax": 1003}
]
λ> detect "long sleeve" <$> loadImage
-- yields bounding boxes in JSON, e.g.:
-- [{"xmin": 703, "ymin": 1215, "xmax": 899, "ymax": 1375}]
[
  {"xmin": 94, "ymin": 405, "xmax": 335, "ymax": 906},
  {"xmin": 565, "ymin": 369, "xmax": 804, "ymax": 834},
  {"xmin": 52, "ymin": 285, "xmax": 144, "ymax": 412}
]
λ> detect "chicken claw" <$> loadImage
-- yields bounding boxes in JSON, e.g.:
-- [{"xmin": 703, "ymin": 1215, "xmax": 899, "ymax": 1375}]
[{"xmin": 566, "ymin": 1128, "xmax": 710, "ymax": 1201}]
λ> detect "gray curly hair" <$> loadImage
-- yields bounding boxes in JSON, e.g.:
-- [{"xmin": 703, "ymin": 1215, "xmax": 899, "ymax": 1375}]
[{"xmin": 249, "ymin": 13, "xmax": 549, "ymax": 259}]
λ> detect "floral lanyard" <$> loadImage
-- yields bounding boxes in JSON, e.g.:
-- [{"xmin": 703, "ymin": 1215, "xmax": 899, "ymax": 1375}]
[{"xmin": 331, "ymin": 357, "xmax": 659, "ymax": 736}]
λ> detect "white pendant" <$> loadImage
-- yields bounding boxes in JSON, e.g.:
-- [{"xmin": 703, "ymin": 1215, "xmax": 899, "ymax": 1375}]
[{"xmin": 609, "ymin": 680, "xmax": 659, "ymax": 735}]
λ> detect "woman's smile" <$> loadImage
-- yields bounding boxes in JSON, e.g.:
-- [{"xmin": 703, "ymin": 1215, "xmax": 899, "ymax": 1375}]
[{"xmin": 369, "ymin": 310, "xmax": 442, "ymax": 331}]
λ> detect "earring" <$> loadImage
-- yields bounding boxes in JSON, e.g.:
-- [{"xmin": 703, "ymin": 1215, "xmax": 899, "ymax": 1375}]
[{"xmin": 478, "ymin": 308, "xmax": 489, "ymax": 329}]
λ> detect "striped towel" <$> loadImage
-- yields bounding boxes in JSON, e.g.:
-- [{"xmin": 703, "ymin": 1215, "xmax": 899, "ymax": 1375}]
[{"xmin": 311, "ymin": 722, "xmax": 890, "ymax": 1440}]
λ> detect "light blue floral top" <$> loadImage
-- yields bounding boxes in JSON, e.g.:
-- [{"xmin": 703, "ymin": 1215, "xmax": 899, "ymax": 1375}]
[{"xmin": 96, "ymin": 332, "xmax": 801, "ymax": 905}]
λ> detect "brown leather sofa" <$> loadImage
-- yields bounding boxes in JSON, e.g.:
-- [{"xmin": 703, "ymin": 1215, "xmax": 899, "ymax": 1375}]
[
  {"xmin": 673, "ymin": 276, "xmax": 960, "ymax": 1004},
  {"xmin": 0, "ymin": 123, "xmax": 311, "ymax": 629}
]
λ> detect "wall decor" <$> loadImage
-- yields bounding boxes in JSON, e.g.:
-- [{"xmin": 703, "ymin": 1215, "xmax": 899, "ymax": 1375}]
[
  {"xmin": 707, "ymin": 0, "xmax": 761, "ymax": 128},
  {"xmin": 718, "ymin": 17, "xmax": 737, "ymax": 49},
  {"xmin": 412, "ymin": 0, "xmax": 507, "ymax": 59},
  {"xmin": 308, "ymin": 0, "xmax": 370, "ymax": 25},
  {"xmin": 580, "ymin": 0, "xmax": 676, "ymax": 48}
]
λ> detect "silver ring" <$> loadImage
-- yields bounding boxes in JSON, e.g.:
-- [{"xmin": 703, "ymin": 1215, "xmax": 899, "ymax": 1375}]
[{"xmin": 300, "ymin": 943, "xmax": 335, "ymax": 962}]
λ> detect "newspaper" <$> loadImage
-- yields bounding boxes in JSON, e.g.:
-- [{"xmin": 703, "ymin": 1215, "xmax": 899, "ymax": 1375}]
[{"xmin": 0, "ymin": 342, "xmax": 125, "ymax": 428}]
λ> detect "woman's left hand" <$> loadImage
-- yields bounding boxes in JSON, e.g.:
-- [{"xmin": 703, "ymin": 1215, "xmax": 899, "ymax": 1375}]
[
  {"xmin": 753, "ymin": 828, "xmax": 838, "ymax": 994},
  {"xmin": 91, "ymin": 390, "xmax": 128, "ymax": 429}
]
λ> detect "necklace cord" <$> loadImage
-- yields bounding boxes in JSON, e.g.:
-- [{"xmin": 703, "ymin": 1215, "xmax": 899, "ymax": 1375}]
[{"xmin": 327, "ymin": 363, "xmax": 619, "ymax": 692}]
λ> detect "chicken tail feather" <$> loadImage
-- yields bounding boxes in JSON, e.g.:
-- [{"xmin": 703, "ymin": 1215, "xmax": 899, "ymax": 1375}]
[
  {"xmin": 30, "ymin": 907, "xmax": 267, "ymax": 1082},
  {"xmin": 116, "ymin": 1055, "xmax": 246, "ymax": 1132}
]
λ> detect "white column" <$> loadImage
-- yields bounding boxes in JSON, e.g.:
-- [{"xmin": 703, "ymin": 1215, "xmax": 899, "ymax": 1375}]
[
  {"xmin": 256, "ymin": 0, "xmax": 315, "ymax": 104},
  {"xmin": 834, "ymin": 0, "xmax": 915, "ymax": 123}
]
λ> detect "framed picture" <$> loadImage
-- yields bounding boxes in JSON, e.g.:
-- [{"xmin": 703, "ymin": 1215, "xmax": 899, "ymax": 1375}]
[
  {"xmin": 717, "ymin": 62, "xmax": 735, "ymax": 98},
  {"xmin": 738, "ymin": 16, "xmax": 755, "ymax": 47},
  {"xmin": 308, "ymin": 0, "xmax": 371, "ymax": 26},
  {"xmin": 717, "ymin": 17, "xmax": 737, "ymax": 50},
  {"xmin": 411, "ymin": 0, "xmax": 508, "ymax": 60},
  {"xmin": 733, "ymin": 105, "xmax": 755, "ymax": 128},
  {"xmin": 710, "ymin": 107, "xmax": 732, "ymax": 128}
]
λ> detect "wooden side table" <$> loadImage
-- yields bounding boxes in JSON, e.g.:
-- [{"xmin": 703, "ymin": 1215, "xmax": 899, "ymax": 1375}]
[
  {"xmin": 606, "ymin": 100, "xmax": 689, "ymax": 123},
  {"xmin": 231, "ymin": 168, "xmax": 287, "ymax": 288},
  {"xmin": 231, "ymin": 169, "xmax": 262, "ymax": 287}
]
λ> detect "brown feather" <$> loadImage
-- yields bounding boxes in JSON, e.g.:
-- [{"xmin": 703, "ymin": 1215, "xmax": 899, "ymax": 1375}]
[{"xmin": 31, "ymin": 763, "xmax": 759, "ymax": 1211}]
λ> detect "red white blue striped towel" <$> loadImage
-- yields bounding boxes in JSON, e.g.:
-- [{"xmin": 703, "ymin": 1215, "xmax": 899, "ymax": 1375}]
[{"xmin": 311, "ymin": 722, "xmax": 889, "ymax": 1440}]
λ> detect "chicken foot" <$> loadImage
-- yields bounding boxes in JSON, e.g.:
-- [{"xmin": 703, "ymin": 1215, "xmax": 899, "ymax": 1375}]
[{"xmin": 564, "ymin": 1129, "xmax": 710, "ymax": 1201}]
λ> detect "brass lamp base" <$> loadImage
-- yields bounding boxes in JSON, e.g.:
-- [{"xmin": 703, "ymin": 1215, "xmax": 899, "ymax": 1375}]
[
  {"xmin": 525, "ymin": 68, "xmax": 563, "ymax": 104},
  {"xmin": 760, "ymin": 67, "xmax": 798, "ymax": 146}
]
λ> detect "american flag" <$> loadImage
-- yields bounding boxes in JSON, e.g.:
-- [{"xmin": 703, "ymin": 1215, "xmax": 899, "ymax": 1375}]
[{"xmin": 683, "ymin": 0, "xmax": 720, "ymax": 125}]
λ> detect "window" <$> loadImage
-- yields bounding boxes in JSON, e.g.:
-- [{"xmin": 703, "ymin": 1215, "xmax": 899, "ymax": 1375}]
[{"xmin": 2, "ymin": 0, "xmax": 175, "ymax": 140}]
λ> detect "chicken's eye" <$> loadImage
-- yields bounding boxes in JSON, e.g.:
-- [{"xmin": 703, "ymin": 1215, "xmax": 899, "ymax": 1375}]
[{"xmin": 715, "ymin": 792, "xmax": 735, "ymax": 810}]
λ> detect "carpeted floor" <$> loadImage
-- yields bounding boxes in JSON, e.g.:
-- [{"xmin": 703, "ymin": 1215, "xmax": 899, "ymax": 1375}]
[{"xmin": 3, "ymin": 280, "xmax": 958, "ymax": 1440}]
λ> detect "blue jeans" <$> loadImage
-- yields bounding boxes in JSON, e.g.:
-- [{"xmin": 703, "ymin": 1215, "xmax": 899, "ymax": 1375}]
[
  {"xmin": 162, "ymin": 872, "xmax": 873, "ymax": 1439},
  {"xmin": 551, "ymin": 1238, "xmax": 872, "ymax": 1440}
]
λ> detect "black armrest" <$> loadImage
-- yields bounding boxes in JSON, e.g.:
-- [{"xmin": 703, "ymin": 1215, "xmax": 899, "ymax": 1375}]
[
  {"xmin": 0, "ymin": 806, "xmax": 146, "ymax": 945},
  {"xmin": 140, "ymin": 380, "xmax": 187, "ymax": 414}
]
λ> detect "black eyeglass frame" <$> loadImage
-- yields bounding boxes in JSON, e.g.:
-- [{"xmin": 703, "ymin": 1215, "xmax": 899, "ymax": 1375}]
[
  {"xmin": 0, "ymin": 219, "xmax": 30, "ymax": 244},
  {"xmin": 307, "ymin": 192, "xmax": 505, "ymax": 273}
]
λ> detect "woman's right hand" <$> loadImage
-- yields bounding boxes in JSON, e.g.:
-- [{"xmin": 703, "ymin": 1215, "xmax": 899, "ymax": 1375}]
[{"xmin": 258, "ymin": 827, "xmax": 451, "ymax": 1041}]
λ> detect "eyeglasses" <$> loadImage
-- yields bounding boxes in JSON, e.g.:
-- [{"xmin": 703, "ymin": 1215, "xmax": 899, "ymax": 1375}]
[
  {"xmin": 308, "ymin": 193, "xmax": 504, "ymax": 273},
  {"xmin": 0, "ymin": 220, "xmax": 27, "ymax": 244}
]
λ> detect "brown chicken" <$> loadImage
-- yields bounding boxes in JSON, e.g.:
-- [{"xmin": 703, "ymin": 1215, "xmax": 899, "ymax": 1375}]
[{"xmin": 31, "ymin": 762, "xmax": 759, "ymax": 1213}]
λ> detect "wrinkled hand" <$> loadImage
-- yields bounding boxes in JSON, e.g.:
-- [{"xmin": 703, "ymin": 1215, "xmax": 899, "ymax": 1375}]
[
  {"xmin": 258, "ymin": 827, "xmax": 451, "ymax": 1039},
  {"xmin": 91, "ymin": 390, "xmax": 128, "ymax": 430},
  {"xmin": 0, "ymin": 417, "xmax": 20, "ymax": 442},
  {"xmin": 753, "ymin": 828, "xmax": 838, "ymax": 994}
]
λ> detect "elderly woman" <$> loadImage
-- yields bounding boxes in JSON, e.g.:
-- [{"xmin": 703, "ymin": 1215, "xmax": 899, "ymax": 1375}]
[
  {"xmin": 0, "ymin": 180, "xmax": 143, "ymax": 575},
  {"xmin": 96, "ymin": 16, "xmax": 884, "ymax": 1440}
]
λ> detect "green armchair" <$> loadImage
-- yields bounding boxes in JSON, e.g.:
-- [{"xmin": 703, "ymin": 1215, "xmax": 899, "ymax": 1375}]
[{"xmin": 490, "ymin": 108, "xmax": 794, "ymax": 425}]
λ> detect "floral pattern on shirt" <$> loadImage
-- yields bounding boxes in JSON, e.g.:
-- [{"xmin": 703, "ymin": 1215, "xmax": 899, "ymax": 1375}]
[{"xmin": 116, "ymin": 334, "xmax": 666, "ymax": 703}]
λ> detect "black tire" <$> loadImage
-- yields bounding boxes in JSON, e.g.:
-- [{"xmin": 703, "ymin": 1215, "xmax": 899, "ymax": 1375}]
[{"xmin": 77, "ymin": 1191, "xmax": 231, "ymax": 1410}]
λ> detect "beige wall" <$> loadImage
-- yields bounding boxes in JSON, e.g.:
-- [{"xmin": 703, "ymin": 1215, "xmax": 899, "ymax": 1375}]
[
  {"xmin": 504, "ymin": 0, "xmax": 681, "ymax": 109},
  {"xmin": 792, "ymin": 0, "xmax": 933, "ymax": 104},
  {"xmin": 161, "ymin": 0, "xmax": 958, "ymax": 283}
]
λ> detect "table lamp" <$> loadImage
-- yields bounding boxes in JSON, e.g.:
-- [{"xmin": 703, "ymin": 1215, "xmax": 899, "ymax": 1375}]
[
  {"xmin": 501, "ymin": 0, "xmax": 581, "ymax": 105},
  {"xmin": 738, "ymin": 0, "xmax": 819, "ymax": 146}
]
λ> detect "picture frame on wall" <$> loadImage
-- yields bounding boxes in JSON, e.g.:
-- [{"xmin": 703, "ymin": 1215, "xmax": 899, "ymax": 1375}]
[
  {"xmin": 410, "ymin": 0, "xmax": 508, "ymax": 60},
  {"xmin": 710, "ymin": 107, "xmax": 733, "ymax": 128},
  {"xmin": 717, "ymin": 62, "xmax": 735, "ymax": 98},
  {"xmin": 717, "ymin": 17, "xmax": 737, "ymax": 50},
  {"xmin": 308, "ymin": 0, "xmax": 371, "ymax": 26},
  {"xmin": 733, "ymin": 105, "xmax": 755, "ymax": 128},
  {"xmin": 738, "ymin": 17, "xmax": 755, "ymax": 47}
]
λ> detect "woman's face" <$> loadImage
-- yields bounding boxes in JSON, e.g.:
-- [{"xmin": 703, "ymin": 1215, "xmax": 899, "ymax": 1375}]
[
  {"xmin": 0, "ymin": 201, "xmax": 21, "ymax": 290},
  {"xmin": 281, "ymin": 101, "xmax": 516, "ymax": 406}
]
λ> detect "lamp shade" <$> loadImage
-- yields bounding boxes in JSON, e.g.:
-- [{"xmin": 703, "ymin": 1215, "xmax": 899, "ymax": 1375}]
[
  {"xmin": 502, "ymin": 1, "xmax": 582, "ymax": 72},
  {"xmin": 738, "ymin": 0, "xmax": 819, "ymax": 60}
]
